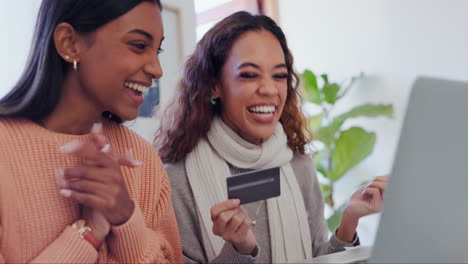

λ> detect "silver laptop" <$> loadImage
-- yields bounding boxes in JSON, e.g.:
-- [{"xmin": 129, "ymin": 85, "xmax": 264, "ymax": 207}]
[
  {"xmin": 295, "ymin": 77, "xmax": 468, "ymax": 264},
  {"xmin": 370, "ymin": 76, "xmax": 468, "ymax": 263}
]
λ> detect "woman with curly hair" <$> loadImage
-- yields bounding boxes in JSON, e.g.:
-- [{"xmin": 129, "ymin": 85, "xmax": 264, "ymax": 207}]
[{"xmin": 155, "ymin": 11, "xmax": 386, "ymax": 263}]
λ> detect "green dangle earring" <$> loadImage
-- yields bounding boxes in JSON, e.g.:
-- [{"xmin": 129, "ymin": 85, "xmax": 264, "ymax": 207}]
[{"xmin": 210, "ymin": 96, "xmax": 217, "ymax": 105}]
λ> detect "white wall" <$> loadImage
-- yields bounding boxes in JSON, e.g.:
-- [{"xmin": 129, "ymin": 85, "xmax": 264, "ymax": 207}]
[
  {"xmin": 0, "ymin": 0, "xmax": 41, "ymax": 98},
  {"xmin": 278, "ymin": 0, "xmax": 468, "ymax": 244},
  {"xmin": 126, "ymin": 0, "xmax": 197, "ymax": 141},
  {"xmin": 0, "ymin": 0, "xmax": 196, "ymax": 142},
  {"xmin": 0, "ymin": 0, "xmax": 196, "ymax": 100}
]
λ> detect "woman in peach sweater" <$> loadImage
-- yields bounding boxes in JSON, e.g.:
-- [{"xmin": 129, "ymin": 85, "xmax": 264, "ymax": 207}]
[{"xmin": 0, "ymin": 0, "xmax": 181, "ymax": 263}]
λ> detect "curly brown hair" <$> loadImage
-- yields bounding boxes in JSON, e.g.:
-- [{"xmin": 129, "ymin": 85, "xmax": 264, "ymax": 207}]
[{"xmin": 155, "ymin": 11, "xmax": 311, "ymax": 163}]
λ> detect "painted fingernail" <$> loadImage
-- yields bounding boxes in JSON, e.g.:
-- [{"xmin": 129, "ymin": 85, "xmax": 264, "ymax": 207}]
[
  {"xmin": 59, "ymin": 141, "xmax": 81, "ymax": 153},
  {"xmin": 58, "ymin": 179, "xmax": 68, "ymax": 188},
  {"xmin": 55, "ymin": 168, "xmax": 64, "ymax": 178},
  {"xmin": 59, "ymin": 189, "xmax": 72, "ymax": 197},
  {"xmin": 126, "ymin": 149, "xmax": 142, "ymax": 166},
  {"xmin": 55, "ymin": 168, "xmax": 66, "ymax": 186},
  {"xmin": 96, "ymin": 134, "xmax": 107, "ymax": 144},
  {"xmin": 125, "ymin": 149, "xmax": 134, "ymax": 159},
  {"xmin": 131, "ymin": 160, "xmax": 143, "ymax": 166},
  {"xmin": 101, "ymin": 143, "xmax": 111, "ymax": 153},
  {"xmin": 91, "ymin": 123, "xmax": 102, "ymax": 134}
]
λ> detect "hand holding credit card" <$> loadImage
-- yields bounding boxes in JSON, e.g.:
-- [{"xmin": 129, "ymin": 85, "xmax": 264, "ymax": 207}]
[{"xmin": 226, "ymin": 167, "xmax": 280, "ymax": 205}]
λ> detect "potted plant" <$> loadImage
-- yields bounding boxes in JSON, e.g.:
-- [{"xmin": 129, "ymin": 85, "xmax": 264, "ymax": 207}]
[{"xmin": 301, "ymin": 70, "xmax": 394, "ymax": 231}]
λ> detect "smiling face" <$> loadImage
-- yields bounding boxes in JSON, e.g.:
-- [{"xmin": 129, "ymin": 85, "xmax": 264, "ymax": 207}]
[
  {"xmin": 215, "ymin": 30, "xmax": 288, "ymax": 144},
  {"xmin": 76, "ymin": 2, "xmax": 164, "ymax": 121}
]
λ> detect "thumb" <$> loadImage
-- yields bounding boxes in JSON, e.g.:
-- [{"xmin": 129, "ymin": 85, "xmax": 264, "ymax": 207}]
[
  {"xmin": 90, "ymin": 123, "xmax": 112, "ymax": 154},
  {"xmin": 117, "ymin": 149, "xmax": 143, "ymax": 168},
  {"xmin": 90, "ymin": 123, "xmax": 142, "ymax": 167}
]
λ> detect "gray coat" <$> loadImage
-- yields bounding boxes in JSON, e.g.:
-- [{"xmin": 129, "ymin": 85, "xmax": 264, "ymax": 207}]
[{"xmin": 165, "ymin": 154, "xmax": 359, "ymax": 263}]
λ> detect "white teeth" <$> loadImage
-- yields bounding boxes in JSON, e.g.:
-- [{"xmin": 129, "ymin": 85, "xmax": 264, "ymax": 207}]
[
  {"xmin": 254, "ymin": 112, "xmax": 274, "ymax": 117},
  {"xmin": 248, "ymin": 105, "xmax": 276, "ymax": 113},
  {"xmin": 125, "ymin": 82, "xmax": 149, "ymax": 93}
]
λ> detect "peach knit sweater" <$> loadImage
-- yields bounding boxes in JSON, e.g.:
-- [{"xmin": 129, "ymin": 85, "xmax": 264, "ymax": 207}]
[{"xmin": 0, "ymin": 118, "xmax": 182, "ymax": 263}]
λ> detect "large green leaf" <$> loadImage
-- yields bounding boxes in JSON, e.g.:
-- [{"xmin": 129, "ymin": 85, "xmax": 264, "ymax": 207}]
[
  {"xmin": 327, "ymin": 204, "xmax": 347, "ymax": 232},
  {"xmin": 302, "ymin": 70, "xmax": 322, "ymax": 104},
  {"xmin": 319, "ymin": 74, "xmax": 340, "ymax": 104},
  {"xmin": 314, "ymin": 149, "xmax": 328, "ymax": 177},
  {"xmin": 317, "ymin": 118, "xmax": 345, "ymax": 148},
  {"xmin": 317, "ymin": 165, "xmax": 327, "ymax": 178},
  {"xmin": 321, "ymin": 184, "xmax": 331, "ymax": 200},
  {"xmin": 327, "ymin": 207, "xmax": 342, "ymax": 232},
  {"xmin": 308, "ymin": 114, "xmax": 323, "ymax": 133},
  {"xmin": 323, "ymin": 83, "xmax": 340, "ymax": 104},
  {"xmin": 321, "ymin": 74, "xmax": 329, "ymax": 84},
  {"xmin": 329, "ymin": 127, "xmax": 376, "ymax": 181},
  {"xmin": 318, "ymin": 104, "xmax": 393, "ymax": 148},
  {"xmin": 337, "ymin": 104, "xmax": 394, "ymax": 121}
]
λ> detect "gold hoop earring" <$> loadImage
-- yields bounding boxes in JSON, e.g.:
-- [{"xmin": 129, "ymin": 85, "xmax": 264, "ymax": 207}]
[{"xmin": 73, "ymin": 59, "xmax": 78, "ymax": 71}]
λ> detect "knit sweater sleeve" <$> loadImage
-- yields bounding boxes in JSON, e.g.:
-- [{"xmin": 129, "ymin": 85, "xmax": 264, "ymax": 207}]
[
  {"xmin": 29, "ymin": 227, "xmax": 99, "ymax": 263},
  {"xmin": 104, "ymin": 147, "xmax": 182, "ymax": 264},
  {"xmin": 0, "ymin": 224, "xmax": 3, "ymax": 263},
  {"xmin": 166, "ymin": 160, "xmax": 256, "ymax": 264},
  {"xmin": 0, "ymin": 148, "xmax": 99, "ymax": 264},
  {"xmin": 291, "ymin": 154, "xmax": 359, "ymax": 257}
]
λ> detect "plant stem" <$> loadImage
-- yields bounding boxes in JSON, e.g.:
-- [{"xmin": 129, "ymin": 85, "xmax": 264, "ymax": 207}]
[
  {"xmin": 330, "ymin": 182, "xmax": 335, "ymax": 208},
  {"xmin": 327, "ymin": 151, "xmax": 335, "ymax": 208},
  {"xmin": 322, "ymin": 104, "xmax": 335, "ymax": 208},
  {"xmin": 322, "ymin": 106, "xmax": 329, "ymax": 121}
]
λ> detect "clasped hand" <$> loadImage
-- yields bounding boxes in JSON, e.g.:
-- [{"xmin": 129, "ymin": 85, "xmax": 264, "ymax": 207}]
[
  {"xmin": 210, "ymin": 199, "xmax": 257, "ymax": 255},
  {"xmin": 56, "ymin": 124, "xmax": 142, "ymax": 240}
]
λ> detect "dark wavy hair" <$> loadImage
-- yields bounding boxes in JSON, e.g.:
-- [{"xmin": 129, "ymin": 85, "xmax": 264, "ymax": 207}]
[
  {"xmin": 155, "ymin": 11, "xmax": 312, "ymax": 163},
  {"xmin": 0, "ymin": 0, "xmax": 161, "ymax": 123}
]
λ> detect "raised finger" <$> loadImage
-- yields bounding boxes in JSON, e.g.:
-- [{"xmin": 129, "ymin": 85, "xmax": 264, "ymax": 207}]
[
  {"xmin": 90, "ymin": 123, "xmax": 141, "ymax": 168},
  {"xmin": 366, "ymin": 181, "xmax": 387, "ymax": 197},
  {"xmin": 366, "ymin": 181, "xmax": 386, "ymax": 190},
  {"xmin": 61, "ymin": 167, "xmax": 113, "ymax": 184},
  {"xmin": 225, "ymin": 211, "xmax": 247, "ymax": 236},
  {"xmin": 362, "ymin": 187, "xmax": 382, "ymax": 203},
  {"xmin": 233, "ymin": 217, "xmax": 252, "ymax": 242},
  {"xmin": 90, "ymin": 123, "xmax": 112, "ymax": 154},
  {"xmin": 59, "ymin": 178, "xmax": 109, "ymax": 196},
  {"xmin": 59, "ymin": 189, "xmax": 107, "ymax": 209},
  {"xmin": 364, "ymin": 187, "xmax": 383, "ymax": 212},
  {"xmin": 90, "ymin": 123, "xmax": 141, "ymax": 167},
  {"xmin": 212, "ymin": 208, "xmax": 240, "ymax": 236},
  {"xmin": 211, "ymin": 199, "xmax": 240, "ymax": 221},
  {"xmin": 372, "ymin": 175, "xmax": 389, "ymax": 183},
  {"xmin": 116, "ymin": 149, "xmax": 143, "ymax": 168},
  {"xmin": 239, "ymin": 205, "xmax": 250, "ymax": 218},
  {"xmin": 59, "ymin": 140, "xmax": 112, "ymax": 167},
  {"xmin": 79, "ymin": 141, "xmax": 115, "ymax": 168}
]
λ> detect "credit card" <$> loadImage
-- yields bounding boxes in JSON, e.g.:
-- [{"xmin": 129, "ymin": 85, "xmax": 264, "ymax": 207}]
[{"xmin": 226, "ymin": 167, "xmax": 280, "ymax": 205}]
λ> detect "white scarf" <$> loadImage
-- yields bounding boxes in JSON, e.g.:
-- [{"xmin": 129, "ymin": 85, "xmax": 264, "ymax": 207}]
[{"xmin": 185, "ymin": 117, "xmax": 312, "ymax": 262}]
